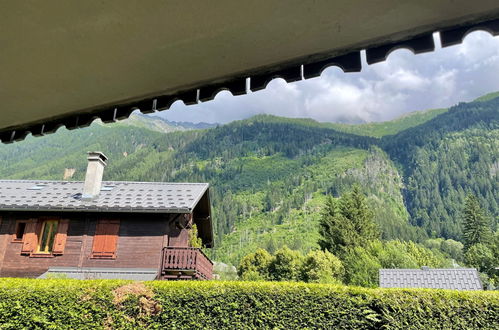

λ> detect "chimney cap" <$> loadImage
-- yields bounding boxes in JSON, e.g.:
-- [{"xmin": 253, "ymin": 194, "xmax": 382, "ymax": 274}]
[{"xmin": 87, "ymin": 151, "xmax": 108, "ymax": 164}]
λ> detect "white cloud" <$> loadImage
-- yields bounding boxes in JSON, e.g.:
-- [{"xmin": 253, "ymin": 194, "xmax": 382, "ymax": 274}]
[{"xmin": 160, "ymin": 31, "xmax": 499, "ymax": 124}]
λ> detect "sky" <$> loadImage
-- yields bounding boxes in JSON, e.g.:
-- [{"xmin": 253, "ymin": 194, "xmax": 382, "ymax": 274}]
[{"xmin": 160, "ymin": 31, "xmax": 499, "ymax": 124}]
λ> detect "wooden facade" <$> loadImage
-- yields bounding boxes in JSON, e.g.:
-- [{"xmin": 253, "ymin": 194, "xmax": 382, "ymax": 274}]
[{"xmin": 0, "ymin": 211, "xmax": 213, "ymax": 280}]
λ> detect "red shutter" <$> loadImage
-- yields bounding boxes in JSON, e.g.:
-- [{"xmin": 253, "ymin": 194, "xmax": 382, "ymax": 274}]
[
  {"xmin": 92, "ymin": 221, "xmax": 107, "ymax": 255},
  {"xmin": 52, "ymin": 220, "xmax": 69, "ymax": 255},
  {"xmin": 21, "ymin": 219, "xmax": 38, "ymax": 255},
  {"xmin": 91, "ymin": 220, "xmax": 120, "ymax": 259},
  {"xmin": 102, "ymin": 221, "xmax": 119, "ymax": 257}
]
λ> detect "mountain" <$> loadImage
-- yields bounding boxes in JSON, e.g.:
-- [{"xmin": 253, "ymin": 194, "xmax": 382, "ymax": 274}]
[
  {"xmin": 114, "ymin": 113, "xmax": 186, "ymax": 133},
  {"xmin": 327, "ymin": 107, "xmax": 448, "ymax": 138},
  {"xmin": 474, "ymin": 91, "xmax": 499, "ymax": 102},
  {"xmin": 382, "ymin": 99, "xmax": 499, "ymax": 239},
  {"xmin": 0, "ymin": 94, "xmax": 497, "ymax": 266},
  {"xmin": 107, "ymin": 112, "xmax": 218, "ymax": 133}
]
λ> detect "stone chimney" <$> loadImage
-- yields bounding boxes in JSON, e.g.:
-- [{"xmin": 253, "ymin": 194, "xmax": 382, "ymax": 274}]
[{"xmin": 82, "ymin": 151, "xmax": 108, "ymax": 201}]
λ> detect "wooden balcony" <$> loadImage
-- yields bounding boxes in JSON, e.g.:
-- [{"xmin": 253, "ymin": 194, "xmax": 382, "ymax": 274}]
[{"xmin": 160, "ymin": 247, "xmax": 213, "ymax": 280}]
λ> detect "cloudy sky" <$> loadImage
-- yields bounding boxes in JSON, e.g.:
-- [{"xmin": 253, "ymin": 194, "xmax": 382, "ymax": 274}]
[{"xmin": 160, "ymin": 31, "xmax": 499, "ymax": 124}]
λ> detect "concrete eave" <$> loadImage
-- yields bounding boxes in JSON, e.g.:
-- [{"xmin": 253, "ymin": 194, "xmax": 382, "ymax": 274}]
[{"xmin": 1, "ymin": 1, "xmax": 499, "ymax": 142}]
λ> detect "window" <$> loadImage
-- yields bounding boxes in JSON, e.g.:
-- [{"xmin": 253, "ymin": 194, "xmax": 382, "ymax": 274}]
[
  {"xmin": 20, "ymin": 218, "xmax": 70, "ymax": 256},
  {"xmin": 13, "ymin": 221, "xmax": 27, "ymax": 242},
  {"xmin": 37, "ymin": 220, "xmax": 58, "ymax": 254},
  {"xmin": 91, "ymin": 220, "xmax": 120, "ymax": 259}
]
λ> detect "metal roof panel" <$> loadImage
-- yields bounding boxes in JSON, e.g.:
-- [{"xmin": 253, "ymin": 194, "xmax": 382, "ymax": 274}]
[
  {"xmin": 379, "ymin": 268, "xmax": 482, "ymax": 290},
  {"xmin": 38, "ymin": 267, "xmax": 158, "ymax": 281}
]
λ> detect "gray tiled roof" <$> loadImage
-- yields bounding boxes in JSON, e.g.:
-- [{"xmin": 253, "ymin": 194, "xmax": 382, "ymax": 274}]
[
  {"xmin": 38, "ymin": 267, "xmax": 158, "ymax": 281},
  {"xmin": 0, "ymin": 180, "xmax": 209, "ymax": 213},
  {"xmin": 379, "ymin": 268, "xmax": 482, "ymax": 290}
]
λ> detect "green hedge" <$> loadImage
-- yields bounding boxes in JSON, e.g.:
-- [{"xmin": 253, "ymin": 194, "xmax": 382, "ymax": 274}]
[{"xmin": 0, "ymin": 279, "xmax": 497, "ymax": 329}]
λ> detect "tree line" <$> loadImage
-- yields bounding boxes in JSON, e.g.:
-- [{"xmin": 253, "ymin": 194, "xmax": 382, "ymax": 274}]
[{"xmin": 238, "ymin": 186, "xmax": 498, "ymax": 288}]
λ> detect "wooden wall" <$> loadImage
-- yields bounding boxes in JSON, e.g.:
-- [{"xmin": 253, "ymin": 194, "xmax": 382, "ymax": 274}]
[{"xmin": 0, "ymin": 211, "xmax": 191, "ymax": 278}]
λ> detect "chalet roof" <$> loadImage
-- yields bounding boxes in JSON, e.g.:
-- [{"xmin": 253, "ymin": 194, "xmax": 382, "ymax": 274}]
[
  {"xmin": 379, "ymin": 267, "xmax": 482, "ymax": 290},
  {"xmin": 38, "ymin": 267, "xmax": 158, "ymax": 281},
  {"xmin": 0, "ymin": 180, "xmax": 209, "ymax": 214},
  {"xmin": 1, "ymin": 3, "xmax": 499, "ymax": 143}
]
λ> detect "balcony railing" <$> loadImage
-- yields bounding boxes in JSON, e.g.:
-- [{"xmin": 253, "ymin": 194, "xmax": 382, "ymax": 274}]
[{"xmin": 161, "ymin": 247, "xmax": 213, "ymax": 280}]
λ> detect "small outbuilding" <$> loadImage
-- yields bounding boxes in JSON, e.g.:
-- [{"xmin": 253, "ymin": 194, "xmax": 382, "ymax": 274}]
[
  {"xmin": 0, "ymin": 152, "xmax": 213, "ymax": 280},
  {"xmin": 379, "ymin": 267, "xmax": 482, "ymax": 290}
]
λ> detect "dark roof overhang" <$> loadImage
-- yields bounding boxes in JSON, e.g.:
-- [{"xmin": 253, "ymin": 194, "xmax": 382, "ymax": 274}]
[
  {"xmin": 192, "ymin": 189, "xmax": 214, "ymax": 248},
  {"xmin": 1, "ymin": 2, "xmax": 499, "ymax": 143}
]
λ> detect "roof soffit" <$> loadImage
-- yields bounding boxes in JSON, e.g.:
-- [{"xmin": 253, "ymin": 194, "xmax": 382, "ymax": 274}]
[{"xmin": 1, "ymin": 1, "xmax": 499, "ymax": 142}]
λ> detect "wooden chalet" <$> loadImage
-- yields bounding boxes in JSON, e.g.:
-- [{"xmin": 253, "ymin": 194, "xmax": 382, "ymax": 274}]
[{"xmin": 0, "ymin": 152, "xmax": 214, "ymax": 280}]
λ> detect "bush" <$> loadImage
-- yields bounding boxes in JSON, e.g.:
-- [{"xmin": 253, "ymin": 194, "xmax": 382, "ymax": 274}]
[
  {"xmin": 0, "ymin": 278, "xmax": 497, "ymax": 329},
  {"xmin": 375, "ymin": 240, "xmax": 450, "ymax": 269},
  {"xmin": 299, "ymin": 250, "xmax": 344, "ymax": 283},
  {"xmin": 268, "ymin": 246, "xmax": 303, "ymax": 281},
  {"xmin": 465, "ymin": 244, "xmax": 495, "ymax": 276},
  {"xmin": 0, "ymin": 279, "xmax": 118, "ymax": 329},
  {"xmin": 238, "ymin": 248, "xmax": 272, "ymax": 280},
  {"xmin": 342, "ymin": 240, "xmax": 452, "ymax": 287},
  {"xmin": 238, "ymin": 247, "xmax": 344, "ymax": 284},
  {"xmin": 342, "ymin": 246, "xmax": 382, "ymax": 287},
  {"xmin": 441, "ymin": 239, "xmax": 464, "ymax": 262}
]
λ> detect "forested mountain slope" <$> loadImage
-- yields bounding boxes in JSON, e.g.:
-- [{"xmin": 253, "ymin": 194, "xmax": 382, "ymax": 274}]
[
  {"xmin": 382, "ymin": 97, "xmax": 499, "ymax": 240},
  {"xmin": 0, "ymin": 94, "xmax": 497, "ymax": 265}
]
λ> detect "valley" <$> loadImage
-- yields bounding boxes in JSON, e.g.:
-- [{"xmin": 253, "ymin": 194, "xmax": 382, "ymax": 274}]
[{"xmin": 0, "ymin": 93, "xmax": 497, "ymax": 268}]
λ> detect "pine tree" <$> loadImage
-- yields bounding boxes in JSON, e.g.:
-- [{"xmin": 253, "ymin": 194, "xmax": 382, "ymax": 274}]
[
  {"xmin": 341, "ymin": 185, "xmax": 379, "ymax": 241},
  {"xmin": 318, "ymin": 196, "xmax": 345, "ymax": 254},
  {"xmin": 318, "ymin": 185, "xmax": 379, "ymax": 255},
  {"xmin": 462, "ymin": 194, "xmax": 491, "ymax": 251}
]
